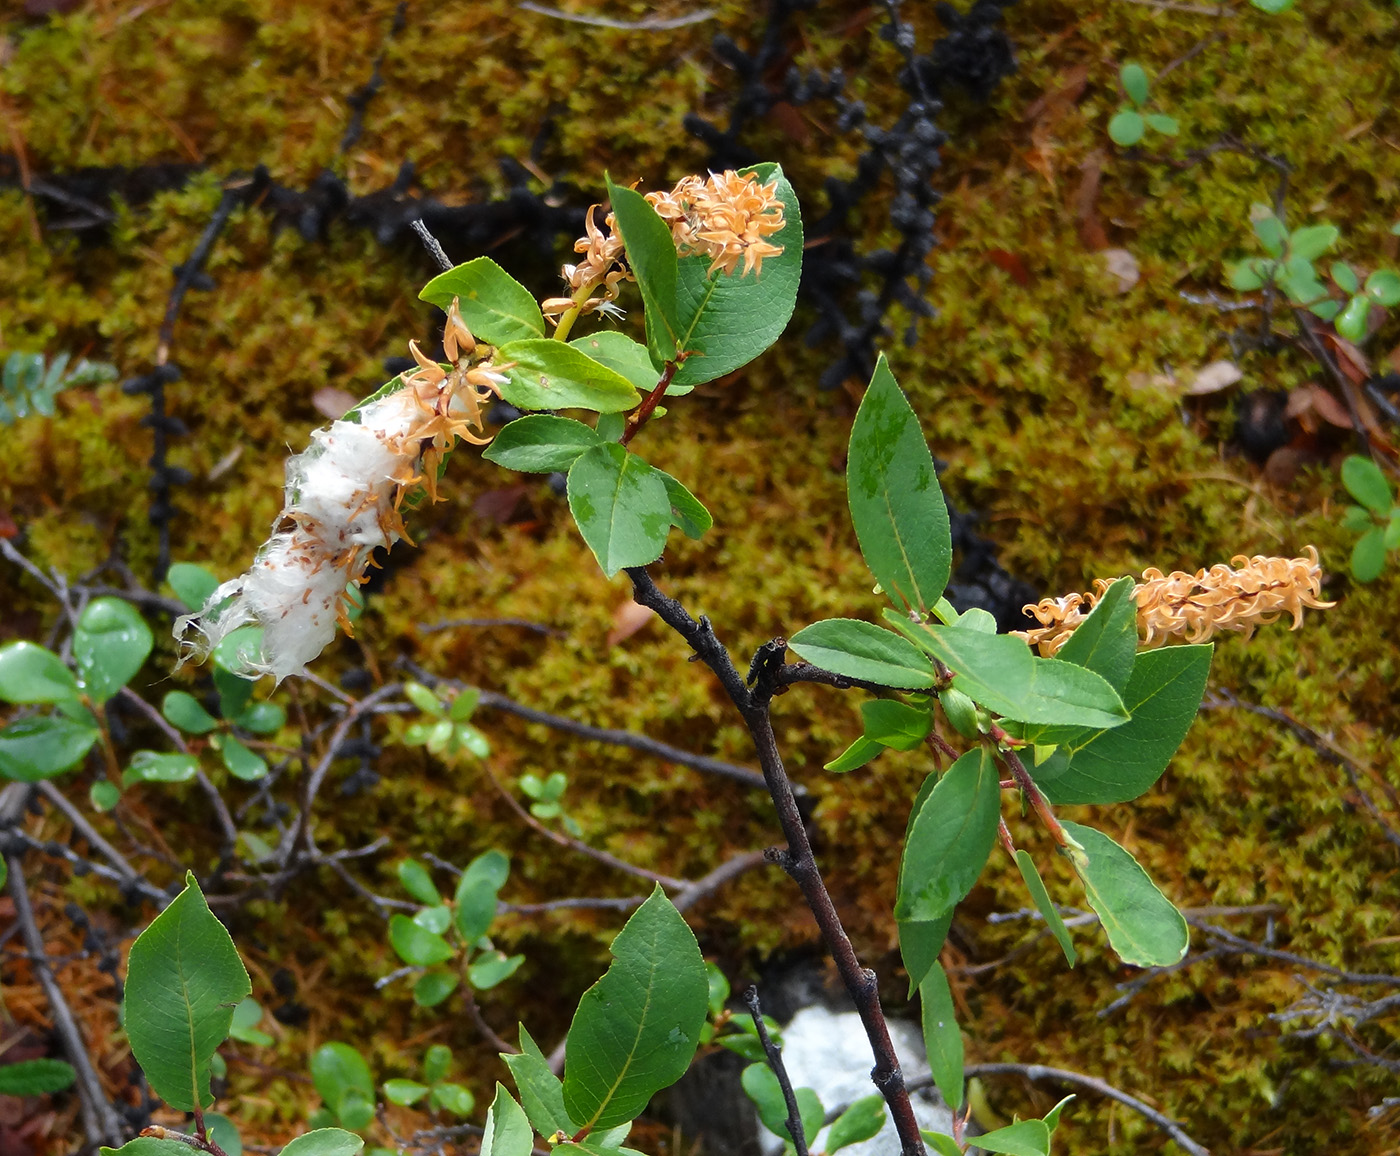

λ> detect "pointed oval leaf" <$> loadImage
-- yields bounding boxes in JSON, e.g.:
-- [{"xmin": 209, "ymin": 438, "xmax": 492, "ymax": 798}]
[
  {"xmin": 101, "ymin": 1140, "xmax": 194, "ymax": 1156},
  {"xmin": 166, "ymin": 563, "xmax": 221, "ymax": 614},
  {"xmin": 420, "ymin": 257, "xmax": 546, "ymax": 345},
  {"xmin": 1050, "ymin": 576, "xmax": 1137, "ymax": 694},
  {"xmin": 824, "ymin": 734, "xmax": 884, "ymax": 773},
  {"xmin": 1336, "ymin": 295, "xmax": 1370, "ymax": 342},
  {"xmin": 0, "ymin": 641, "xmax": 79, "ymax": 705},
  {"xmin": 741, "ymin": 1064, "xmax": 822, "ymax": 1146},
  {"xmin": 469, "ymin": 950, "xmax": 525, "ymax": 990},
  {"xmin": 482, "ymin": 1084, "xmax": 534, "ymax": 1156},
  {"xmin": 899, "ymin": 912, "xmax": 952, "ymax": 997},
  {"xmin": 657, "ymin": 470, "xmax": 712, "ymax": 540},
  {"xmin": 397, "ymin": 859, "xmax": 442, "ymax": 907},
  {"xmin": 859, "ymin": 699, "xmax": 931, "ymax": 750},
  {"xmin": 162, "ymin": 690, "xmax": 218, "ymax": 735},
  {"xmin": 0, "ymin": 1058, "xmax": 76, "ymax": 1096},
  {"xmin": 919, "ymin": 962, "xmax": 964, "ymax": 1112},
  {"xmin": 788, "ymin": 619, "xmax": 936, "ymax": 689},
  {"xmin": 75, "ymin": 597, "xmax": 153, "ymax": 705},
  {"xmin": 455, "ymin": 849, "xmax": 509, "ymax": 942},
  {"xmin": 847, "ymin": 356, "xmax": 951, "ymax": 614},
  {"xmin": 1351, "ymin": 526, "xmax": 1387, "ymax": 582},
  {"xmin": 1014, "ymin": 850, "xmax": 1075, "ymax": 966},
  {"xmin": 1288, "ymin": 223, "xmax": 1339, "ymax": 261},
  {"xmin": 234, "ymin": 701, "xmax": 285, "ymax": 735},
  {"xmin": 1119, "ymin": 63, "xmax": 1149, "ymax": 106},
  {"xmin": 1062, "ymin": 821, "xmax": 1188, "ymax": 967},
  {"xmin": 1342, "ymin": 454, "xmax": 1392, "ymax": 513},
  {"xmin": 503, "ymin": 1025, "xmax": 575, "ymax": 1137},
  {"xmin": 125, "ymin": 872, "xmax": 251, "ymax": 1110},
  {"xmin": 388, "ymin": 914, "xmax": 453, "ymax": 966},
  {"xmin": 826, "ymin": 1094, "xmax": 886, "ymax": 1154},
  {"xmin": 310, "ymin": 1043, "xmax": 374, "ymax": 1124},
  {"xmin": 413, "ymin": 971, "xmax": 459, "ymax": 1007},
  {"xmin": 124, "ymin": 750, "xmax": 200, "ymax": 786},
  {"xmin": 484, "ymin": 415, "xmax": 603, "ymax": 473},
  {"xmin": 566, "ymin": 444, "xmax": 673, "ymax": 577},
  {"xmin": 896, "ymin": 749, "xmax": 1000, "ymax": 921},
  {"xmin": 0, "ymin": 717, "xmax": 99, "ymax": 781},
  {"xmin": 278, "ymin": 1130, "xmax": 366, "ymax": 1156},
  {"xmin": 562, "ymin": 886, "xmax": 708, "ymax": 1131},
  {"xmin": 569, "ymin": 333, "xmax": 661, "ymax": 396},
  {"xmin": 217, "ymin": 736, "xmax": 268, "ymax": 782},
  {"xmin": 974, "ymin": 1119, "xmax": 1051, "ymax": 1156},
  {"xmin": 383, "ymin": 1079, "xmax": 431, "ymax": 1106},
  {"xmin": 495, "ymin": 340, "xmax": 642, "ymax": 414},
  {"xmin": 606, "ymin": 177, "xmax": 681, "ymax": 365}
]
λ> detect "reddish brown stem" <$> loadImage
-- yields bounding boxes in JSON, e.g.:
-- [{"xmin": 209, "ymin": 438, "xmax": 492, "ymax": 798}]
[{"xmin": 620, "ymin": 360, "xmax": 680, "ymax": 446}]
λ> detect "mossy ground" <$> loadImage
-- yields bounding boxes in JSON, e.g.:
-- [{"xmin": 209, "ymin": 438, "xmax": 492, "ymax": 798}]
[{"xmin": 3, "ymin": 0, "xmax": 1400, "ymax": 1152}]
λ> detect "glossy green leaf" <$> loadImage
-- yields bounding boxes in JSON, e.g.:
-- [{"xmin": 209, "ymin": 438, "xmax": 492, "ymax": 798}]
[
  {"xmin": 125, "ymin": 872, "xmax": 251, "ymax": 1110},
  {"xmin": 939, "ymin": 687, "xmax": 979, "ymax": 739},
  {"xmin": 484, "ymin": 415, "xmax": 603, "ymax": 473},
  {"xmin": 566, "ymin": 443, "xmax": 673, "ymax": 576},
  {"xmin": 228, "ymin": 997, "xmax": 274, "ymax": 1046},
  {"xmin": 1226, "ymin": 259, "xmax": 1265, "ymax": 291},
  {"xmin": 1108, "ymin": 109, "xmax": 1144, "ymax": 146},
  {"xmin": 431, "ymin": 1082, "xmax": 476, "ymax": 1116},
  {"xmin": 1342, "ymin": 454, "xmax": 1392, "ymax": 512},
  {"xmin": 162, "ymin": 690, "xmax": 218, "ymax": 734},
  {"xmin": 1251, "ymin": 207, "xmax": 1287, "ymax": 257},
  {"xmin": 215, "ymin": 735, "xmax": 267, "ymax": 782},
  {"xmin": 456, "ymin": 848, "xmax": 510, "ymax": 941},
  {"xmin": 1051, "ymin": 576, "xmax": 1137, "ymax": 694},
  {"xmin": 423, "ymin": 1044, "xmax": 454, "ymax": 1084},
  {"xmin": 899, "ymin": 913, "xmax": 951, "ymax": 997},
  {"xmin": 215, "ymin": 665, "xmax": 254, "ymax": 721},
  {"xmin": 1288, "ymin": 223, "xmax": 1339, "ymax": 261},
  {"xmin": 0, "ymin": 1058, "xmax": 76, "ymax": 1096},
  {"xmin": 204, "ymin": 1115, "xmax": 242, "ymax": 1156},
  {"xmin": 1014, "ymin": 850, "xmax": 1075, "ymax": 966},
  {"xmin": 860, "ymin": 699, "xmax": 931, "ymax": 750},
  {"xmin": 383, "ymin": 1079, "xmax": 431, "ymax": 1106},
  {"xmin": 1062, "ymin": 821, "xmax": 1188, "ymax": 967},
  {"xmin": 705, "ymin": 962, "xmax": 730, "ymax": 1018},
  {"xmin": 788, "ymin": 619, "xmax": 936, "ymax": 689},
  {"xmin": 90, "ymin": 780, "xmax": 121, "ymax": 811},
  {"xmin": 419, "ymin": 257, "xmax": 546, "ymax": 345},
  {"xmin": 398, "ymin": 859, "xmax": 442, "ymax": 907},
  {"xmin": 1352, "ymin": 526, "xmax": 1387, "ymax": 582},
  {"xmin": 100, "ymin": 1140, "xmax": 193, "ymax": 1156},
  {"xmin": 1030, "ymin": 645, "xmax": 1212, "ymax": 804},
  {"xmin": 1366, "ymin": 269, "xmax": 1400, "ymax": 306},
  {"xmin": 123, "ymin": 750, "xmax": 200, "ymax": 786},
  {"xmin": 234, "ymin": 700, "xmax": 285, "ymax": 735},
  {"xmin": 668, "ymin": 163, "xmax": 803, "ymax": 389},
  {"xmin": 896, "ymin": 749, "xmax": 1000, "ymax": 922},
  {"xmin": 741, "ymin": 1064, "xmax": 823, "ymax": 1146},
  {"xmin": 413, "ymin": 971, "xmax": 459, "ymax": 1007},
  {"xmin": 413, "ymin": 905, "xmax": 452, "ymax": 934},
  {"xmin": 562, "ymin": 886, "xmax": 708, "ymax": 1130},
  {"xmin": 388, "ymin": 914, "xmax": 453, "ymax": 966},
  {"xmin": 975, "ymin": 1119, "xmax": 1051, "ymax": 1156},
  {"xmin": 310, "ymin": 1044, "xmax": 375, "ymax": 1130},
  {"xmin": 657, "ymin": 470, "xmax": 711, "ymax": 539},
  {"xmin": 1311, "ymin": 298, "xmax": 1342, "ymax": 321},
  {"xmin": 278, "ymin": 1130, "xmax": 366, "ymax": 1156},
  {"xmin": 0, "ymin": 641, "xmax": 79, "ymax": 704},
  {"xmin": 74, "ymin": 597, "xmax": 153, "ymax": 705},
  {"xmin": 1119, "ymin": 63, "xmax": 1148, "ymax": 106},
  {"xmin": 569, "ymin": 332, "xmax": 662, "ymax": 395},
  {"xmin": 482, "ymin": 1084, "xmax": 534, "ymax": 1156},
  {"xmin": 919, "ymin": 962, "xmax": 964, "ymax": 1112},
  {"xmin": 826, "ymin": 1095, "xmax": 886, "ymax": 1154},
  {"xmin": 824, "ymin": 734, "xmax": 884, "ymax": 773},
  {"xmin": 1331, "ymin": 261, "xmax": 1360, "ymax": 294},
  {"xmin": 504, "ymin": 1024, "xmax": 575, "ymax": 1138},
  {"xmin": 846, "ymin": 356, "xmax": 951, "ymax": 614},
  {"xmin": 449, "ymin": 688, "xmax": 480, "ymax": 721},
  {"xmin": 607, "ymin": 177, "xmax": 682, "ymax": 365},
  {"xmin": 921, "ymin": 1132, "xmax": 963, "ymax": 1156},
  {"xmin": 1044, "ymin": 1094, "xmax": 1075, "ymax": 1133},
  {"xmin": 166, "ymin": 563, "xmax": 220, "ymax": 613},
  {"xmin": 495, "ymin": 340, "xmax": 642, "ymax": 414},
  {"xmin": 212, "ymin": 626, "xmax": 265, "ymax": 678},
  {"xmin": 1336, "ymin": 294, "xmax": 1371, "ymax": 342},
  {"xmin": 469, "ymin": 950, "xmax": 525, "ymax": 990},
  {"xmin": 0, "ymin": 717, "xmax": 99, "ymax": 781}
]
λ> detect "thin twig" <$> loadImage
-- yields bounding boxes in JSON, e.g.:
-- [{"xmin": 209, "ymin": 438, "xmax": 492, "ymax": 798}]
[
  {"xmin": 744, "ymin": 986, "xmax": 810, "ymax": 1156},
  {"xmin": 410, "ymin": 219, "xmax": 454, "ymax": 274}
]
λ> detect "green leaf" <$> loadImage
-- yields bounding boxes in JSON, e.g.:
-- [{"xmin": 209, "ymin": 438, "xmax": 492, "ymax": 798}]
[
  {"xmin": 388, "ymin": 915, "xmax": 453, "ymax": 966},
  {"xmin": 1045, "ymin": 576, "xmax": 1137, "ymax": 694},
  {"xmin": 430, "ymin": 1082, "xmax": 476, "ymax": 1117},
  {"xmin": 278, "ymin": 1130, "xmax": 366, "ymax": 1156},
  {"xmin": 1288, "ymin": 224, "xmax": 1339, "ymax": 261},
  {"xmin": 0, "ymin": 717, "xmax": 99, "ymax": 781},
  {"xmin": 1107, "ymin": 109, "xmax": 1144, "ymax": 147},
  {"xmin": 469, "ymin": 950, "xmax": 525, "ymax": 990},
  {"xmin": 1031, "ymin": 645, "xmax": 1211, "ymax": 805},
  {"xmin": 495, "ymin": 340, "xmax": 643, "ymax": 414},
  {"xmin": 310, "ymin": 1044, "xmax": 375, "ymax": 1130},
  {"xmin": 0, "ymin": 1058, "xmax": 76, "ymax": 1096},
  {"xmin": 90, "ymin": 780, "xmax": 121, "ymax": 811},
  {"xmin": 788, "ymin": 619, "xmax": 936, "ymax": 689},
  {"xmin": 123, "ymin": 750, "xmax": 200, "ymax": 786},
  {"xmin": 1251, "ymin": 207, "xmax": 1287, "ymax": 257},
  {"xmin": 898, "ymin": 913, "xmax": 952, "ymax": 997},
  {"xmin": 404, "ymin": 681, "xmax": 444, "ymax": 715},
  {"xmin": 449, "ymin": 688, "xmax": 480, "ymax": 722},
  {"xmin": 1385, "ymin": 510, "xmax": 1400, "ymax": 551},
  {"xmin": 919, "ymin": 962, "xmax": 964, "ymax": 1112},
  {"xmin": 419, "ymin": 257, "xmax": 546, "ymax": 345},
  {"xmin": 975, "ymin": 1119, "xmax": 1051, "ymax": 1156},
  {"xmin": 215, "ymin": 665, "xmax": 254, "ymax": 721},
  {"xmin": 896, "ymin": 749, "xmax": 1000, "ymax": 921},
  {"xmin": 206, "ymin": 1113, "xmax": 242, "ymax": 1156},
  {"xmin": 1014, "ymin": 851, "xmax": 1075, "ymax": 966},
  {"xmin": 1144, "ymin": 113, "xmax": 1178, "ymax": 136},
  {"xmin": 166, "ymin": 563, "xmax": 220, "ymax": 613},
  {"xmin": 228, "ymin": 997, "xmax": 274, "ymax": 1046},
  {"xmin": 1044, "ymin": 1094, "xmax": 1075, "ymax": 1133},
  {"xmin": 562, "ymin": 885, "xmax": 708, "ymax": 1131},
  {"xmin": 1352, "ymin": 526, "xmax": 1387, "ymax": 582},
  {"xmin": 1226, "ymin": 260, "xmax": 1265, "ymax": 291},
  {"xmin": 860, "ymin": 699, "xmax": 931, "ymax": 751},
  {"xmin": 569, "ymin": 332, "xmax": 663, "ymax": 396},
  {"xmin": 939, "ymin": 688, "xmax": 979, "ymax": 739},
  {"xmin": 606, "ymin": 177, "xmax": 682, "ymax": 365},
  {"xmin": 0, "ymin": 641, "xmax": 79, "ymax": 704},
  {"xmin": 125, "ymin": 872, "xmax": 251, "ymax": 1110},
  {"xmin": 482, "ymin": 1085, "xmax": 534, "ymax": 1156},
  {"xmin": 668, "ymin": 163, "xmax": 803, "ymax": 389},
  {"xmin": 656, "ymin": 470, "xmax": 712, "ymax": 539},
  {"xmin": 503, "ymin": 1024, "xmax": 575, "ymax": 1137},
  {"xmin": 1342, "ymin": 454, "xmax": 1392, "ymax": 513},
  {"xmin": 1336, "ymin": 294, "xmax": 1371, "ymax": 342},
  {"xmin": 846, "ymin": 355, "xmax": 952, "ymax": 615},
  {"xmin": 1250, "ymin": 0, "xmax": 1295, "ymax": 10},
  {"xmin": 566, "ymin": 443, "xmax": 673, "ymax": 576},
  {"xmin": 101, "ymin": 1141, "xmax": 194, "ymax": 1156},
  {"xmin": 826, "ymin": 1094, "xmax": 886, "ymax": 1154},
  {"xmin": 1342, "ymin": 504, "xmax": 1379, "ymax": 531},
  {"xmin": 74, "ymin": 597, "xmax": 153, "ymax": 705},
  {"xmin": 921, "ymin": 1133, "xmax": 963, "ymax": 1156},
  {"xmin": 1119, "ymin": 63, "xmax": 1149, "ymax": 107},
  {"xmin": 1331, "ymin": 261, "xmax": 1360, "ymax": 294},
  {"xmin": 741, "ymin": 1064, "xmax": 823, "ymax": 1146},
  {"xmin": 383, "ymin": 1079, "xmax": 431, "ymax": 1107},
  {"xmin": 214, "ymin": 735, "xmax": 267, "ymax": 782},
  {"xmin": 233, "ymin": 700, "xmax": 284, "ymax": 735},
  {"xmin": 455, "ymin": 849, "xmax": 510, "ymax": 942},
  {"xmin": 423, "ymin": 1044, "xmax": 454, "ymax": 1084},
  {"xmin": 705, "ymin": 963, "xmax": 730, "ymax": 1018},
  {"xmin": 824, "ymin": 734, "xmax": 884, "ymax": 773},
  {"xmin": 413, "ymin": 905, "xmax": 452, "ymax": 934},
  {"xmin": 1366, "ymin": 269, "xmax": 1400, "ymax": 306},
  {"xmin": 484, "ymin": 415, "xmax": 603, "ymax": 473},
  {"xmin": 162, "ymin": 690, "xmax": 218, "ymax": 734},
  {"xmin": 1311, "ymin": 299, "xmax": 1343, "ymax": 321},
  {"xmin": 398, "ymin": 859, "xmax": 443, "ymax": 907},
  {"xmin": 413, "ymin": 971, "xmax": 459, "ymax": 1007},
  {"xmin": 1061, "ymin": 821, "xmax": 1188, "ymax": 967}
]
